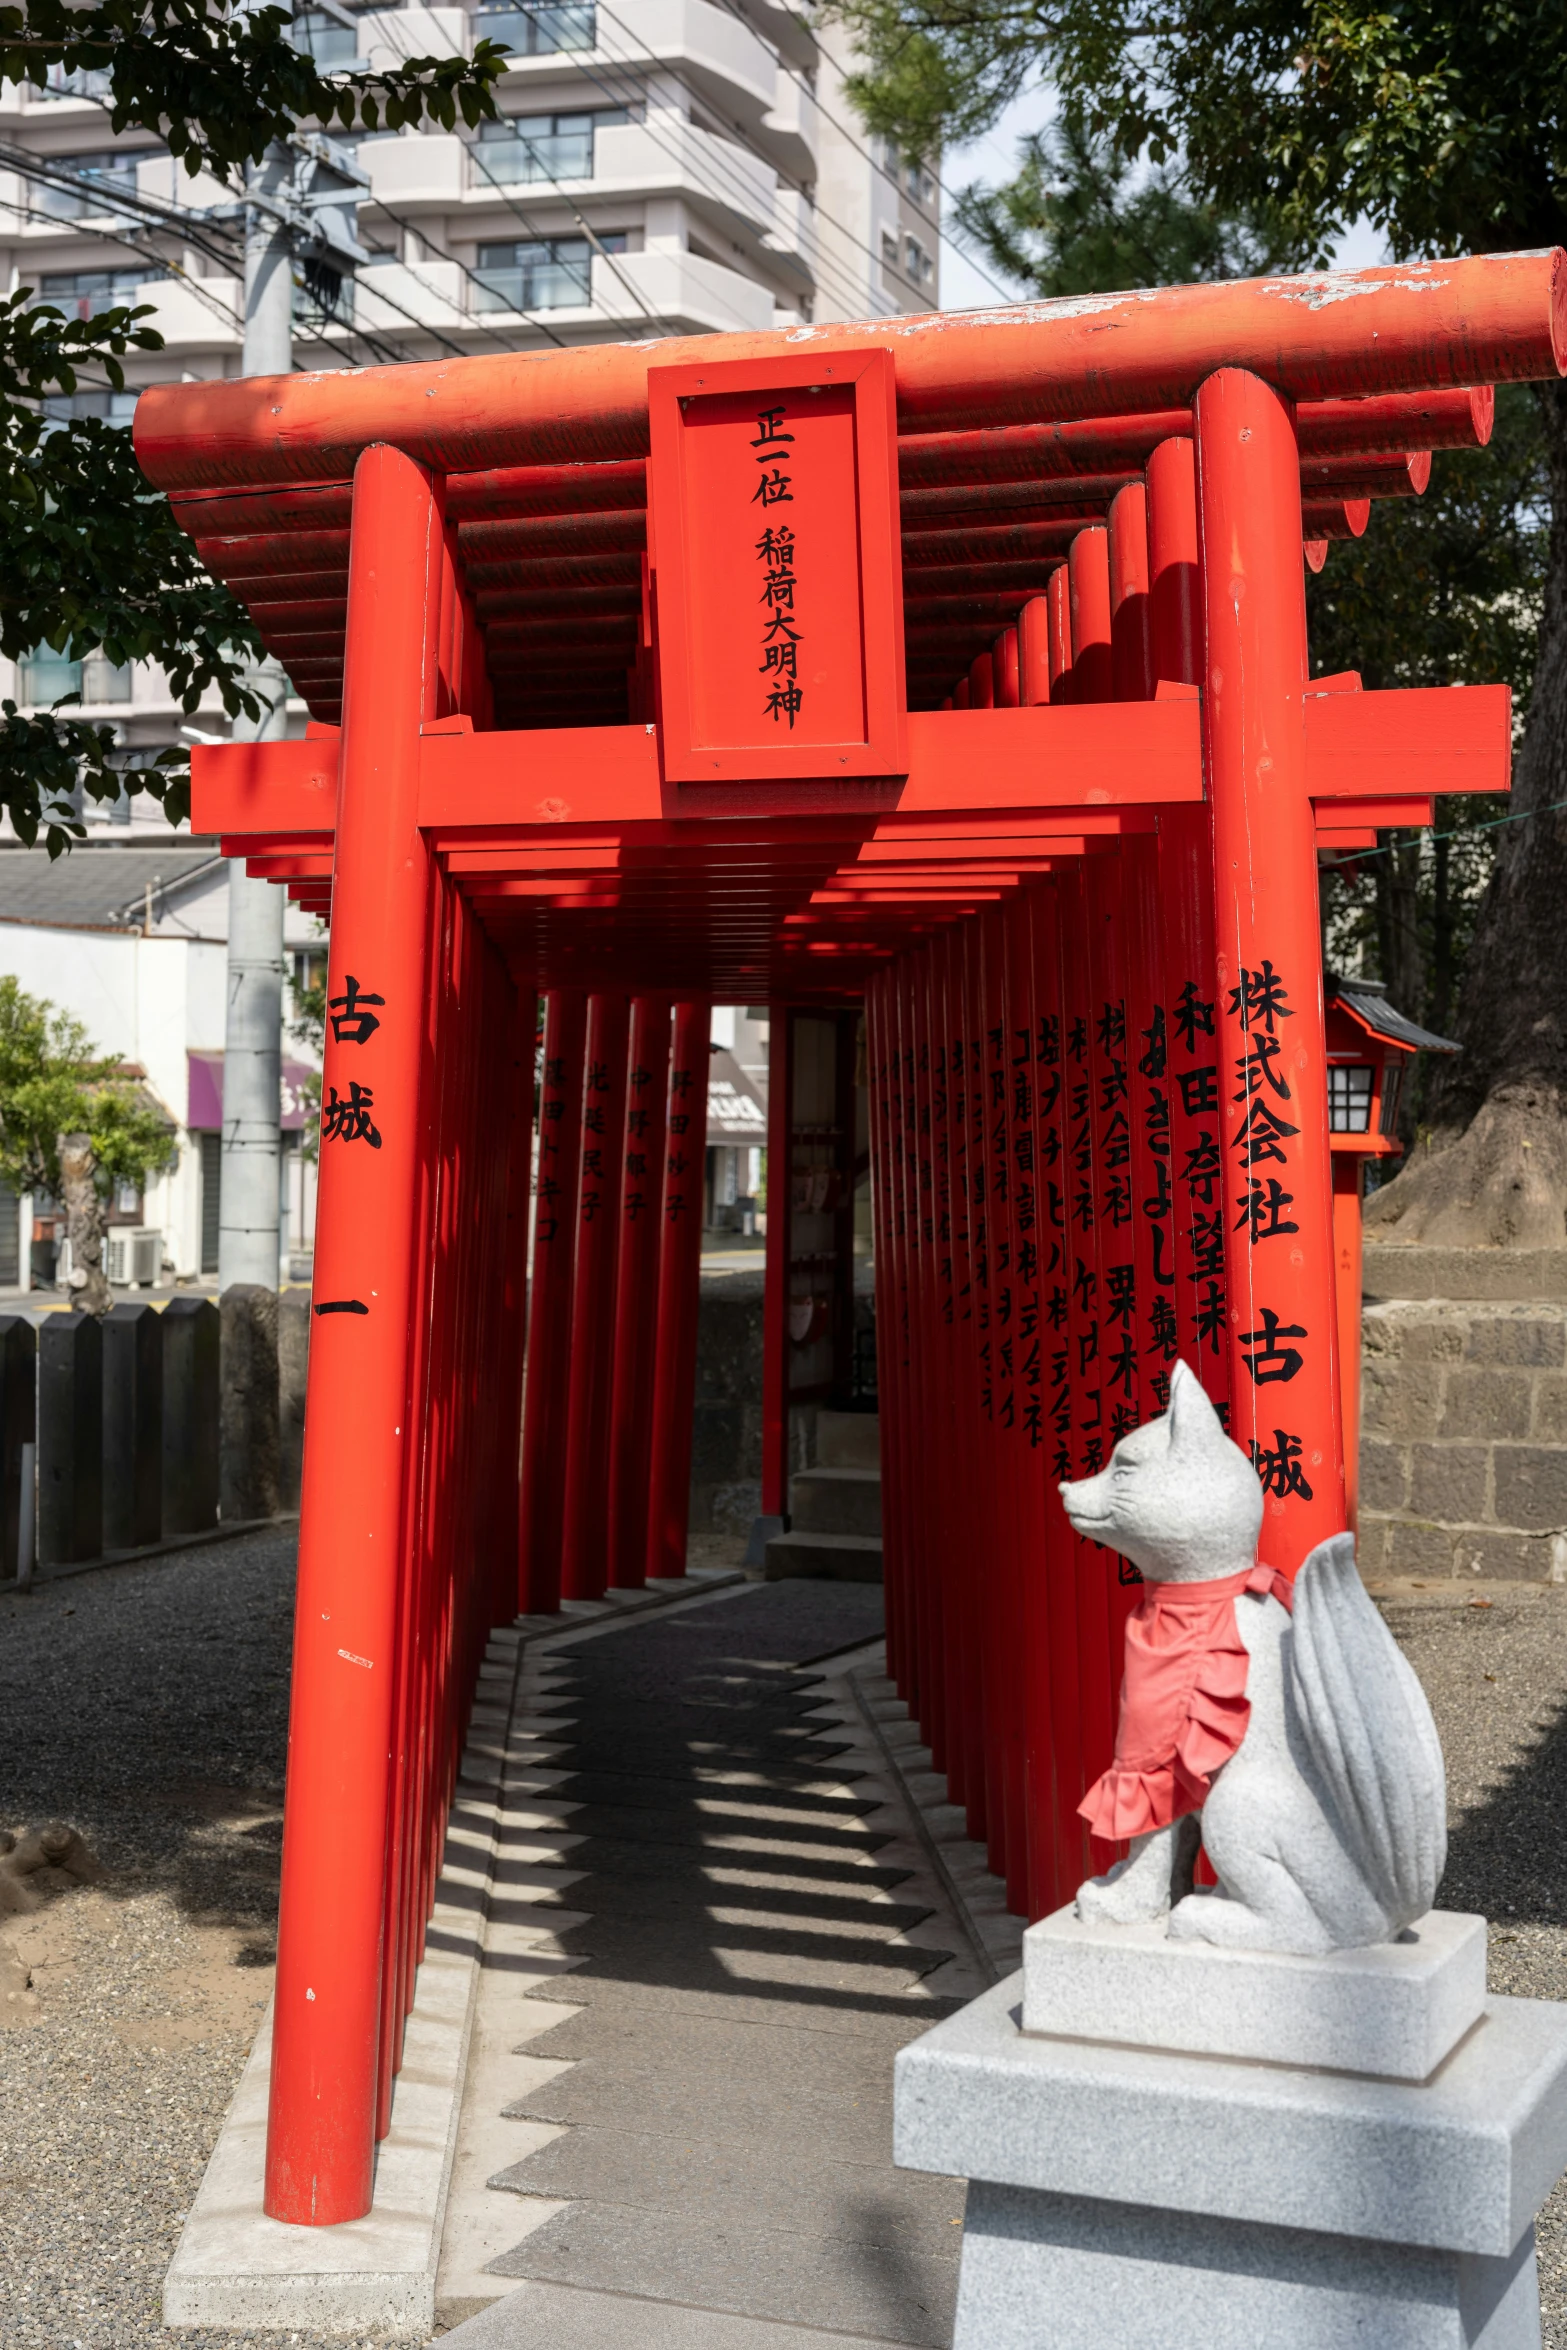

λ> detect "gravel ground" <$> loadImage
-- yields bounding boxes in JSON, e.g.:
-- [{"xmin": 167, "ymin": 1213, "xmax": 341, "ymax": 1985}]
[
  {"xmin": 0, "ymin": 1527, "xmax": 383, "ymax": 2350},
  {"xmin": 1372, "ymin": 1575, "xmax": 1567, "ymax": 2348},
  {"xmin": 6, "ymin": 1537, "xmax": 1567, "ymax": 2347}
]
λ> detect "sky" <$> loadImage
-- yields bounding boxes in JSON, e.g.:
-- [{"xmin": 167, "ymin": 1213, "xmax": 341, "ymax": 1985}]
[{"xmin": 935, "ymin": 84, "xmax": 1391, "ymax": 309}]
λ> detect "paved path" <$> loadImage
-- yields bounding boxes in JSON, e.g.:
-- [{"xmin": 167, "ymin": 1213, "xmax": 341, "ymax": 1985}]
[{"xmin": 437, "ymin": 1582, "xmax": 977, "ymax": 2348}]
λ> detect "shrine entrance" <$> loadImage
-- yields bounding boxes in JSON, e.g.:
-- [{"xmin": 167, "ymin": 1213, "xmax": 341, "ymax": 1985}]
[{"xmin": 134, "ymin": 248, "xmax": 1563, "ymax": 2226}]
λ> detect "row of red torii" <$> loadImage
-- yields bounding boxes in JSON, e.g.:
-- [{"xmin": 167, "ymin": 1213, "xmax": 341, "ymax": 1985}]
[{"xmin": 134, "ymin": 249, "xmax": 1565, "ymax": 2225}]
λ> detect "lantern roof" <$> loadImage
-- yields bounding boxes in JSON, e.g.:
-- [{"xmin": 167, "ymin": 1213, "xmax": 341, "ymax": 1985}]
[{"xmin": 1327, "ymin": 975, "xmax": 1460, "ymax": 1056}]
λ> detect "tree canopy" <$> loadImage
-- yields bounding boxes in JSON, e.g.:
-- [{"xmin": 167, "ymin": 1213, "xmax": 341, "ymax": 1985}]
[
  {"xmin": 0, "ymin": 2, "xmax": 503, "ymax": 854},
  {"xmin": 0, "ymin": 973, "xmax": 177, "ymax": 1202},
  {"xmin": 830, "ymin": 0, "xmax": 1567, "ymax": 1242},
  {"xmin": 830, "ymin": 0, "xmax": 1567, "ymax": 260}
]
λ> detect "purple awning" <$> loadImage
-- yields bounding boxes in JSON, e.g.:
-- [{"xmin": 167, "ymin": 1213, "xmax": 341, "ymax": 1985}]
[{"xmin": 187, "ymin": 1050, "xmax": 315, "ymax": 1132}]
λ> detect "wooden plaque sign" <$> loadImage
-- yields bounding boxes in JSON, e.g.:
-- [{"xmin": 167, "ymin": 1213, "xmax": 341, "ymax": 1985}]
[{"xmin": 647, "ymin": 348, "xmax": 907, "ymax": 783}]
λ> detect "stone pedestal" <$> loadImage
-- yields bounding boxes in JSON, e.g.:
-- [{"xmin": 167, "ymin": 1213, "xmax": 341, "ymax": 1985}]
[
  {"xmin": 162, "ymin": 1295, "xmax": 219, "ymax": 1537},
  {"xmin": 38, "ymin": 1312, "xmax": 101, "ymax": 1566},
  {"xmin": 219, "ymin": 1283, "xmax": 280, "ymax": 1524},
  {"xmin": 894, "ymin": 1908, "xmax": 1567, "ymax": 2349},
  {"xmin": 103, "ymin": 1302, "xmax": 163, "ymax": 1552}
]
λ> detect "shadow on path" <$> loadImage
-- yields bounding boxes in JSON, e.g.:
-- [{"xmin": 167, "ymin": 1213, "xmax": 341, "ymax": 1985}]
[{"xmin": 487, "ymin": 1581, "xmax": 965, "ymax": 2348}]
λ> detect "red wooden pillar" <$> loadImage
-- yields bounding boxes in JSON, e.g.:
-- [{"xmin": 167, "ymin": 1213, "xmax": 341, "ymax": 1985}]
[
  {"xmin": 494, "ymin": 985, "xmax": 537, "ymax": 1624},
  {"xmin": 518, "ymin": 989, "xmax": 587, "ymax": 1616},
  {"xmin": 981, "ymin": 905, "xmax": 1027, "ymax": 1904},
  {"xmin": 1032, "ymin": 880, "xmax": 1089, "ymax": 1896},
  {"xmin": 608, "ymin": 995, "xmax": 673, "ymax": 1590},
  {"xmin": 1110, "ymin": 481, "xmax": 1178, "ymax": 1430},
  {"xmin": 1019, "ymin": 596, "xmax": 1051, "ymax": 706},
  {"xmin": 1001, "ymin": 892, "xmax": 1051, "ymax": 1915},
  {"xmin": 761, "ymin": 1001, "xmax": 793, "ymax": 1522},
  {"xmin": 1148, "ymin": 437, "xmax": 1231, "ymax": 1421},
  {"xmin": 1047, "ymin": 568, "xmax": 1074, "ymax": 701},
  {"xmin": 1108, "ymin": 485, "xmax": 1155, "ymax": 703},
  {"xmin": 561, "ymin": 992, "xmax": 632, "ymax": 1602},
  {"xmin": 934, "ymin": 930, "xmax": 977, "ymax": 1819},
  {"xmin": 993, "ymin": 625, "xmax": 1020, "ymax": 708},
  {"xmin": 962, "ymin": 918, "xmax": 1002, "ymax": 1857},
  {"xmin": 867, "ymin": 970, "xmax": 911, "ymax": 1694},
  {"xmin": 1195, "ymin": 369, "xmax": 1347, "ymax": 1567},
  {"xmin": 647, "ymin": 1000, "xmax": 712, "ymax": 1581},
  {"xmin": 1334, "ymin": 1154, "xmax": 1364, "ymax": 1528},
  {"xmin": 910, "ymin": 945, "xmax": 946, "ymax": 1769},
  {"xmin": 266, "ymin": 443, "xmax": 444, "ymax": 2227},
  {"xmin": 1067, "ymin": 528, "xmax": 1114, "ymax": 704},
  {"xmin": 379, "ymin": 866, "xmax": 455, "ymax": 2134}
]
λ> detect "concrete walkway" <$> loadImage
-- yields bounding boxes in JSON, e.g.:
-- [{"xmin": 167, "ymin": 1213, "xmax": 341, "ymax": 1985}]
[{"xmin": 434, "ymin": 1581, "xmax": 1007, "ymax": 2348}]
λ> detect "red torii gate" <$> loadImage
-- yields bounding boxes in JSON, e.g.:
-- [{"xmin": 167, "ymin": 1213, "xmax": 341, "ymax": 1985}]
[{"xmin": 134, "ymin": 249, "xmax": 1563, "ymax": 2228}]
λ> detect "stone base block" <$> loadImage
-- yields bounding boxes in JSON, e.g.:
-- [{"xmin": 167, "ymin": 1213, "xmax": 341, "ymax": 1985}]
[
  {"xmin": 955, "ymin": 2180, "xmax": 1537, "ymax": 2349},
  {"xmin": 1022, "ymin": 1905, "xmax": 1486, "ymax": 2080},
  {"xmin": 896, "ymin": 1974, "xmax": 1567, "ymax": 2350}
]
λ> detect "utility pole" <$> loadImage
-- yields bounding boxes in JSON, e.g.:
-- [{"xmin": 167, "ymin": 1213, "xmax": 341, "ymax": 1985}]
[{"xmin": 218, "ymin": 141, "xmax": 292, "ymax": 1293}]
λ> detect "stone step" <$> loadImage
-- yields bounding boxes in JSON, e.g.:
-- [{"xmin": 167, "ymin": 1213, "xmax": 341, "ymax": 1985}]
[
  {"xmin": 762, "ymin": 1529, "xmax": 884, "ymax": 1585},
  {"xmin": 790, "ymin": 1467, "xmax": 883, "ymax": 1537},
  {"xmin": 815, "ymin": 1409, "xmax": 881, "ymax": 1472}
]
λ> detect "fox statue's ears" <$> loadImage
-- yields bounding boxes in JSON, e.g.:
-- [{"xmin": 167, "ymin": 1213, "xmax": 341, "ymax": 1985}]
[{"xmin": 1166, "ymin": 1359, "xmax": 1228, "ymax": 1452}]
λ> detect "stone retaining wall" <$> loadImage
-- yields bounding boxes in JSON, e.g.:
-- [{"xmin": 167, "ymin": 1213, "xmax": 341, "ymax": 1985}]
[{"xmin": 1360, "ymin": 1298, "xmax": 1567, "ymax": 1582}]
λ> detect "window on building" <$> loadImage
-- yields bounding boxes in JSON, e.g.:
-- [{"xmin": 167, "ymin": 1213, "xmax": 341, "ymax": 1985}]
[
  {"xmin": 475, "ymin": 108, "xmax": 625, "ymax": 183},
  {"xmin": 290, "ymin": 8, "xmax": 363, "ymax": 66},
  {"xmin": 41, "ymin": 388, "xmax": 141, "ymax": 428},
  {"xmin": 17, "ymin": 645, "xmax": 131, "ymax": 706},
  {"xmin": 42, "ymin": 63, "xmax": 114, "ymax": 99},
  {"xmin": 33, "ymin": 149, "xmax": 146, "ymax": 220},
  {"xmin": 82, "ymin": 654, "xmax": 133, "ymax": 703},
  {"xmin": 18, "ymin": 646, "xmax": 80, "ymax": 705},
  {"xmin": 904, "ymin": 235, "xmax": 933, "ymax": 284},
  {"xmin": 474, "ymin": 2, "xmax": 596, "ymax": 55},
  {"xmin": 474, "ymin": 235, "xmax": 601, "ymax": 309},
  {"xmin": 36, "ymin": 267, "xmax": 165, "ymax": 320},
  {"xmin": 880, "ymin": 229, "xmax": 899, "ymax": 287}
]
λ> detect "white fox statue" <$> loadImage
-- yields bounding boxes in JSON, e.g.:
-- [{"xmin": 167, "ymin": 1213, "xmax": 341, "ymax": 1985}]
[{"xmin": 1058, "ymin": 1361, "xmax": 1447, "ymax": 1955}]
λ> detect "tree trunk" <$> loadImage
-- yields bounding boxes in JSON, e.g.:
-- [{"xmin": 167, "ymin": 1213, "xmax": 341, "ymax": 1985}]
[
  {"xmin": 59, "ymin": 1131, "xmax": 111, "ymax": 1315},
  {"xmin": 1376, "ymin": 829, "xmax": 1425, "ymax": 1027},
  {"xmin": 1366, "ymin": 377, "xmax": 1567, "ymax": 1248}
]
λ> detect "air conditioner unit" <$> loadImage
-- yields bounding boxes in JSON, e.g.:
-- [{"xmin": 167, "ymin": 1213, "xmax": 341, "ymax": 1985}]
[{"xmin": 107, "ymin": 1227, "xmax": 163, "ymax": 1287}]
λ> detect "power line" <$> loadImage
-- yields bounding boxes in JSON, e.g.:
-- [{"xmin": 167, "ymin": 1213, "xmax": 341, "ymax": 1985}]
[
  {"xmin": 365, "ymin": 185, "xmax": 573, "ymax": 349},
  {"xmin": 2, "ymin": 209, "xmax": 248, "ymax": 336},
  {"xmin": 1321, "ymin": 792, "xmax": 1567, "ymax": 864},
  {"xmin": 367, "ymin": 8, "xmax": 670, "ymax": 332},
  {"xmin": 469, "ymin": 132, "xmax": 664, "ymax": 328},
  {"xmin": 0, "ymin": 140, "xmax": 242, "ymax": 272},
  {"xmin": 382, "ymin": 0, "xmax": 911, "ymax": 325},
  {"xmin": 691, "ymin": 0, "xmax": 1020, "ymax": 305},
  {"xmin": 582, "ymin": 10, "xmax": 917, "ymax": 320},
  {"xmin": 367, "ymin": 6, "xmax": 653, "ymax": 337}
]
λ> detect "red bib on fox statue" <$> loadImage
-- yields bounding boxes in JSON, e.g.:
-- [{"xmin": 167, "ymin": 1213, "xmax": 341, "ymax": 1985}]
[{"xmin": 1078, "ymin": 1566, "xmax": 1295, "ymax": 1843}]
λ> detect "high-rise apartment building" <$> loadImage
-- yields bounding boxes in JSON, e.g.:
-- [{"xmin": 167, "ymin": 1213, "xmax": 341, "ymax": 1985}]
[{"xmin": 0, "ymin": 1, "xmax": 940, "ymax": 769}]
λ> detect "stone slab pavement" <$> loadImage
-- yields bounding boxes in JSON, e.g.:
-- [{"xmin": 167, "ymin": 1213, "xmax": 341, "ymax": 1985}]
[{"xmin": 431, "ymin": 1579, "xmax": 1022, "ymax": 2347}]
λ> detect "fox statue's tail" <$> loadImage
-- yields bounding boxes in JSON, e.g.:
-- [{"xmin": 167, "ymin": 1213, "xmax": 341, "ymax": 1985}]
[{"xmin": 1287, "ymin": 1536, "xmax": 1447, "ymax": 1930}]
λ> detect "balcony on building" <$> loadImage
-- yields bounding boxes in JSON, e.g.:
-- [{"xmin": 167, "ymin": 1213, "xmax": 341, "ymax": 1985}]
[{"xmin": 593, "ymin": 114, "xmax": 778, "ymax": 244}]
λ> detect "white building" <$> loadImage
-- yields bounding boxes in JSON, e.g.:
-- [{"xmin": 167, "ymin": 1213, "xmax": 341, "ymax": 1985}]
[
  {"xmin": 0, "ymin": 842, "xmax": 322, "ymax": 1288},
  {"xmin": 0, "ymin": 16, "xmax": 934, "ymax": 1279},
  {"xmin": 0, "ymin": 1, "xmax": 939, "ymax": 752}
]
